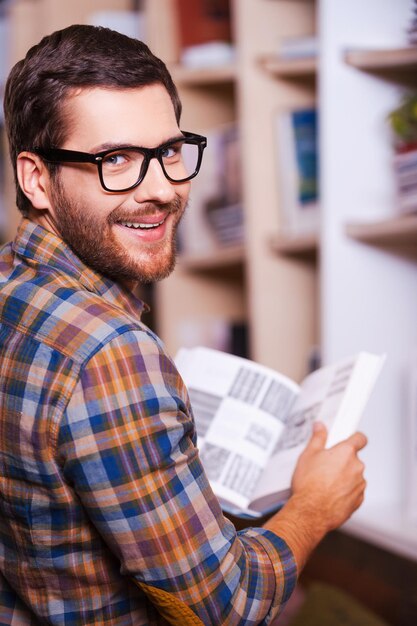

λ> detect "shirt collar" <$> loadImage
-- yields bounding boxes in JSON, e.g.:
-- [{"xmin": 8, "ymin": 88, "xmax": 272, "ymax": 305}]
[{"xmin": 12, "ymin": 218, "xmax": 149, "ymax": 319}]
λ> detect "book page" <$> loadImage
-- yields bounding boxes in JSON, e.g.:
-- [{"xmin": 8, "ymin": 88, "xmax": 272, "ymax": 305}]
[
  {"xmin": 249, "ymin": 362, "xmax": 351, "ymax": 509},
  {"xmin": 175, "ymin": 347, "xmax": 300, "ymax": 511},
  {"xmin": 250, "ymin": 352, "xmax": 385, "ymax": 511},
  {"xmin": 200, "ymin": 399, "xmax": 284, "ymax": 511}
]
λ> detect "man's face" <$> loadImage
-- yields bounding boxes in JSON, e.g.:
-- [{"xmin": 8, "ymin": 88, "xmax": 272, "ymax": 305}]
[{"xmin": 44, "ymin": 85, "xmax": 190, "ymax": 284}]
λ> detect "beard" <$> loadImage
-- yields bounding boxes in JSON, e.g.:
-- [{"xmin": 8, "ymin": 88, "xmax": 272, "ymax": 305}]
[{"xmin": 49, "ymin": 177, "xmax": 184, "ymax": 284}]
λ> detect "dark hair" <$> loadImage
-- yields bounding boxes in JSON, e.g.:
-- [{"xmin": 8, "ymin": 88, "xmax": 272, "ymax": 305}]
[{"xmin": 3, "ymin": 24, "xmax": 182, "ymax": 214}]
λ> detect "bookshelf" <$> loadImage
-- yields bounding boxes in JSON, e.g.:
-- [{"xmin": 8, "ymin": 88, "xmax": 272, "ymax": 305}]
[
  {"xmin": 4, "ymin": 0, "xmax": 417, "ymax": 569},
  {"xmin": 145, "ymin": 0, "xmax": 243, "ymax": 355},
  {"xmin": 148, "ymin": 0, "xmax": 417, "ymax": 566},
  {"xmin": 236, "ymin": 0, "xmax": 318, "ymax": 380}
]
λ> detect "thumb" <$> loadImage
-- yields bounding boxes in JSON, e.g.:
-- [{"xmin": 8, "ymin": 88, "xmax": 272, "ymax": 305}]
[
  {"xmin": 305, "ymin": 421, "xmax": 328, "ymax": 452},
  {"xmin": 342, "ymin": 430, "xmax": 368, "ymax": 452}
]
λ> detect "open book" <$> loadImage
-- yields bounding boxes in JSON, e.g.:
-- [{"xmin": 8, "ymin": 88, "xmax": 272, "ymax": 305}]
[{"xmin": 175, "ymin": 347, "xmax": 385, "ymax": 518}]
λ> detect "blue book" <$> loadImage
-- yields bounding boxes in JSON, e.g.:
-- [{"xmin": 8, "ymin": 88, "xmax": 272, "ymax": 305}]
[
  {"xmin": 292, "ymin": 108, "xmax": 319, "ymax": 205},
  {"xmin": 275, "ymin": 107, "xmax": 319, "ymax": 235}
]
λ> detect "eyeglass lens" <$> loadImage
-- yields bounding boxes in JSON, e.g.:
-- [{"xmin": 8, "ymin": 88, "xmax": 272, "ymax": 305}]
[{"xmin": 100, "ymin": 139, "xmax": 200, "ymax": 190}]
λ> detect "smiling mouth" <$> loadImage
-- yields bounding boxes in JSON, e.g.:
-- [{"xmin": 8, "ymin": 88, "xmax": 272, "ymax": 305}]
[{"xmin": 117, "ymin": 217, "xmax": 166, "ymax": 230}]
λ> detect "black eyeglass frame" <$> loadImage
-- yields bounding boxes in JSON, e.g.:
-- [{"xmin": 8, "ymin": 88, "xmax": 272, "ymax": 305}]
[{"xmin": 31, "ymin": 130, "xmax": 207, "ymax": 192}]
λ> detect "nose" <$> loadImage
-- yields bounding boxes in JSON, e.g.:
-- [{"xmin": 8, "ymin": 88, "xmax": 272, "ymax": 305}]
[{"xmin": 132, "ymin": 157, "xmax": 176, "ymax": 204}]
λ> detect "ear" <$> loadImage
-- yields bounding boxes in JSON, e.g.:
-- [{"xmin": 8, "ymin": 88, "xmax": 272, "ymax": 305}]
[{"xmin": 16, "ymin": 151, "xmax": 54, "ymax": 211}]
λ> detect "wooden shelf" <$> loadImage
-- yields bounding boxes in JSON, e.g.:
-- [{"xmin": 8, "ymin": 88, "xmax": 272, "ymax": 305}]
[
  {"xmin": 345, "ymin": 214, "xmax": 417, "ymax": 248},
  {"xmin": 171, "ymin": 63, "xmax": 237, "ymax": 86},
  {"xmin": 178, "ymin": 244, "xmax": 245, "ymax": 271},
  {"xmin": 259, "ymin": 54, "xmax": 317, "ymax": 79},
  {"xmin": 270, "ymin": 232, "xmax": 319, "ymax": 258}
]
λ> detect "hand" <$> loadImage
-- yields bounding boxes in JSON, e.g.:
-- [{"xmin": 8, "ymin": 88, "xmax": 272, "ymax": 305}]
[
  {"xmin": 264, "ymin": 422, "xmax": 367, "ymax": 571},
  {"xmin": 291, "ymin": 421, "xmax": 368, "ymax": 534}
]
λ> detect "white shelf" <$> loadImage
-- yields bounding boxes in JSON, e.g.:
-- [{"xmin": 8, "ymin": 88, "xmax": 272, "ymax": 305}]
[
  {"xmin": 345, "ymin": 46, "xmax": 417, "ymax": 71},
  {"xmin": 344, "ymin": 46, "xmax": 417, "ymax": 86},
  {"xmin": 343, "ymin": 505, "xmax": 417, "ymax": 561},
  {"xmin": 346, "ymin": 214, "xmax": 417, "ymax": 250}
]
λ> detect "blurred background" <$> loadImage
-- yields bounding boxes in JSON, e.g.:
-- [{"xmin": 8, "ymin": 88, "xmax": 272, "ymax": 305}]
[{"xmin": 1, "ymin": 1, "xmax": 417, "ymax": 623}]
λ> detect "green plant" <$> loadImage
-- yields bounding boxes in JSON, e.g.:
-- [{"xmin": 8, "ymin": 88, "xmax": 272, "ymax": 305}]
[{"xmin": 387, "ymin": 92, "xmax": 417, "ymax": 150}]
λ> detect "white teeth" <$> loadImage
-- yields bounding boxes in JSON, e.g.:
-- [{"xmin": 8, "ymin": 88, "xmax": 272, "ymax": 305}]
[{"xmin": 119, "ymin": 219, "xmax": 165, "ymax": 230}]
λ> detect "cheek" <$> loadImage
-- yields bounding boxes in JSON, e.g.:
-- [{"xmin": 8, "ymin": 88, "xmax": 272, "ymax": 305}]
[
  {"xmin": 177, "ymin": 181, "xmax": 191, "ymax": 205},
  {"xmin": 59, "ymin": 167, "xmax": 104, "ymax": 203},
  {"xmin": 63, "ymin": 174, "xmax": 121, "ymax": 218}
]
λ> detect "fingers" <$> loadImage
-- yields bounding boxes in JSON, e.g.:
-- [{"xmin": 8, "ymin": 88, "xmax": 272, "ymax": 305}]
[
  {"xmin": 306, "ymin": 423, "xmax": 367, "ymax": 456},
  {"xmin": 305, "ymin": 421, "xmax": 328, "ymax": 452}
]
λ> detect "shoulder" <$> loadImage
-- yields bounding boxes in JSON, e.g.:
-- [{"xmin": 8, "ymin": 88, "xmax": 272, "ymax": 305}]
[
  {"xmin": 89, "ymin": 326, "xmax": 184, "ymax": 402},
  {"xmin": 0, "ymin": 267, "xmax": 151, "ymax": 364}
]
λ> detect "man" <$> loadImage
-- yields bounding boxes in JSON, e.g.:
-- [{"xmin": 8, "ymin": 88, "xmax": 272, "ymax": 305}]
[{"xmin": 0, "ymin": 24, "xmax": 367, "ymax": 625}]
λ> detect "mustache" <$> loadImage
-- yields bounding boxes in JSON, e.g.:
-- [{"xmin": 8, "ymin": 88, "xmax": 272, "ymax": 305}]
[{"xmin": 108, "ymin": 196, "xmax": 183, "ymax": 224}]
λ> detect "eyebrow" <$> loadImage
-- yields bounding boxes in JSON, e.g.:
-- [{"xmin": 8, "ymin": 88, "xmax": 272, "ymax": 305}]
[{"xmin": 91, "ymin": 133, "xmax": 185, "ymax": 154}]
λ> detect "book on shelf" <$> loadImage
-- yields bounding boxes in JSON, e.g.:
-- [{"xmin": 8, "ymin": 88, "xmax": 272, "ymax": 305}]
[
  {"xmin": 175, "ymin": 346, "xmax": 385, "ymax": 519},
  {"xmin": 175, "ymin": 0, "xmax": 233, "ymax": 67},
  {"xmin": 277, "ymin": 35, "xmax": 318, "ymax": 60},
  {"xmin": 407, "ymin": 0, "xmax": 417, "ymax": 45},
  {"xmin": 392, "ymin": 148, "xmax": 417, "ymax": 214},
  {"xmin": 180, "ymin": 42, "xmax": 235, "ymax": 69},
  {"xmin": 175, "ymin": 0, "xmax": 231, "ymax": 48},
  {"xmin": 177, "ymin": 122, "xmax": 244, "ymax": 257},
  {"xmin": 275, "ymin": 107, "xmax": 320, "ymax": 237}
]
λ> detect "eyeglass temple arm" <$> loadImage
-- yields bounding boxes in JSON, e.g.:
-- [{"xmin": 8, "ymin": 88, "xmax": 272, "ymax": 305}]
[{"xmin": 33, "ymin": 148, "xmax": 98, "ymax": 164}]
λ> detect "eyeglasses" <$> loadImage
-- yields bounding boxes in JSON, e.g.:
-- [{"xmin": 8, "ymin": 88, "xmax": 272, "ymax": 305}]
[{"xmin": 32, "ymin": 131, "xmax": 207, "ymax": 192}]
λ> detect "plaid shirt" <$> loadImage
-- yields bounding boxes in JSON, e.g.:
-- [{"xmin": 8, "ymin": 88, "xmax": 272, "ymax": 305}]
[{"xmin": 0, "ymin": 219, "xmax": 296, "ymax": 625}]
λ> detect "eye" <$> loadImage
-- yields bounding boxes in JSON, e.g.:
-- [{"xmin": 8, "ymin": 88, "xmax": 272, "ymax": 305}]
[
  {"xmin": 103, "ymin": 152, "xmax": 129, "ymax": 167},
  {"xmin": 161, "ymin": 143, "xmax": 181, "ymax": 159}
]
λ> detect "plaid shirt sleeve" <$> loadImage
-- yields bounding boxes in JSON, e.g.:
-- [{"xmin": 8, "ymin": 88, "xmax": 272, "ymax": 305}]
[{"xmin": 57, "ymin": 329, "xmax": 297, "ymax": 625}]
